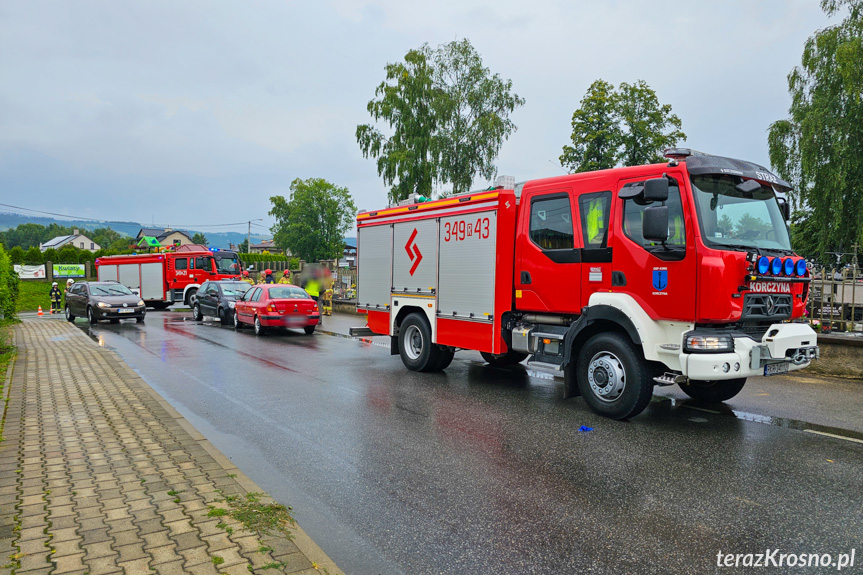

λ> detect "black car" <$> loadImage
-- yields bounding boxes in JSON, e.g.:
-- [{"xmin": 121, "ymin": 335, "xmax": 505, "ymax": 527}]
[
  {"xmin": 192, "ymin": 280, "xmax": 252, "ymax": 325},
  {"xmin": 65, "ymin": 281, "xmax": 146, "ymax": 324}
]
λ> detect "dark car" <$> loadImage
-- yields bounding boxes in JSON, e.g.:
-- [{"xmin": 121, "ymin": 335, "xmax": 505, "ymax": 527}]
[
  {"xmin": 65, "ymin": 281, "xmax": 146, "ymax": 324},
  {"xmin": 192, "ymin": 280, "xmax": 252, "ymax": 325}
]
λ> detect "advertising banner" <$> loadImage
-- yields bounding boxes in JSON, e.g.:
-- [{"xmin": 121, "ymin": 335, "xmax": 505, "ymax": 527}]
[
  {"xmin": 13, "ymin": 264, "xmax": 46, "ymax": 279},
  {"xmin": 52, "ymin": 264, "xmax": 86, "ymax": 278}
]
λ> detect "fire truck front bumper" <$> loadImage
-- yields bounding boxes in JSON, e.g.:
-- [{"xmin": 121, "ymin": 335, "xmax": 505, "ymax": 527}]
[{"xmin": 679, "ymin": 323, "xmax": 819, "ymax": 380}]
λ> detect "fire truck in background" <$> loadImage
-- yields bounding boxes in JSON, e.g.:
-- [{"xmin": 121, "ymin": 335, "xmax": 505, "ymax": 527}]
[
  {"xmin": 351, "ymin": 149, "xmax": 820, "ymax": 419},
  {"xmin": 95, "ymin": 248, "xmax": 242, "ymax": 309}
]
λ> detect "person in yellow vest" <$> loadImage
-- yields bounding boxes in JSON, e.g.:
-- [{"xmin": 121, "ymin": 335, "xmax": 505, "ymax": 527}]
[
  {"xmin": 241, "ymin": 271, "xmax": 255, "ymax": 285},
  {"xmin": 49, "ymin": 282, "xmax": 62, "ymax": 314},
  {"xmin": 586, "ymin": 198, "xmax": 604, "ymax": 246},
  {"xmin": 278, "ymin": 269, "xmax": 292, "ymax": 284}
]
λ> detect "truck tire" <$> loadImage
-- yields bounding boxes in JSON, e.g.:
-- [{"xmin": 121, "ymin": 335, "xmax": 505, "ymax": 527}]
[
  {"xmin": 480, "ymin": 349, "xmax": 528, "ymax": 367},
  {"xmin": 399, "ymin": 313, "xmax": 440, "ymax": 372},
  {"xmin": 435, "ymin": 346, "xmax": 455, "ymax": 370},
  {"xmin": 679, "ymin": 378, "xmax": 746, "ymax": 403},
  {"xmin": 185, "ymin": 289, "xmax": 197, "ymax": 307},
  {"xmin": 576, "ymin": 332, "xmax": 653, "ymax": 420},
  {"xmin": 193, "ymin": 303, "xmax": 203, "ymax": 321}
]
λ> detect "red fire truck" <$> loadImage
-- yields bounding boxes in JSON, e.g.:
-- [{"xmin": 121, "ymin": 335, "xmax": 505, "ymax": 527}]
[
  {"xmin": 352, "ymin": 149, "xmax": 819, "ymax": 419},
  {"xmin": 95, "ymin": 248, "xmax": 242, "ymax": 309}
]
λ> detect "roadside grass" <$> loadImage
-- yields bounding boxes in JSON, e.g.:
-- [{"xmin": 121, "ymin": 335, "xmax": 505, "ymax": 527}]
[{"xmin": 16, "ymin": 281, "xmax": 53, "ymax": 313}]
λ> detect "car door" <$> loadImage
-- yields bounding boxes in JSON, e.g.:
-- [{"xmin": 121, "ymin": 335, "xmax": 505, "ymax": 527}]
[
  {"xmin": 237, "ymin": 287, "xmax": 260, "ymax": 322},
  {"xmin": 199, "ymin": 282, "xmax": 218, "ymax": 314},
  {"xmin": 74, "ymin": 284, "xmax": 88, "ymax": 315},
  {"xmin": 250, "ymin": 286, "xmax": 266, "ymax": 318}
]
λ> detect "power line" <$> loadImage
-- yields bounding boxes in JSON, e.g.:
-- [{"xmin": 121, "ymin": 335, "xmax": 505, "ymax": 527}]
[{"xmin": 0, "ymin": 202, "xmax": 108, "ymax": 223}]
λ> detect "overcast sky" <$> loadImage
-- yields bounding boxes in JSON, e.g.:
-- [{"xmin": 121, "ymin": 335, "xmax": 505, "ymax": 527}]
[{"xmin": 0, "ymin": 0, "xmax": 834, "ymax": 236}]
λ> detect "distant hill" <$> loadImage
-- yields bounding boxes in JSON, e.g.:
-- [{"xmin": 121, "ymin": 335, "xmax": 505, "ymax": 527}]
[{"xmin": 0, "ymin": 212, "xmax": 269, "ymax": 249}]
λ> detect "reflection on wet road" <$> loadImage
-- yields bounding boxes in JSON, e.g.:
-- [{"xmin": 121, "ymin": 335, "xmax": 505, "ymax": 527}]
[{"xmin": 80, "ymin": 314, "xmax": 863, "ymax": 575}]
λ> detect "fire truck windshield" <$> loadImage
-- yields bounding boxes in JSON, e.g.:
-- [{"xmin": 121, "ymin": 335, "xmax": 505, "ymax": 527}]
[
  {"xmin": 214, "ymin": 256, "xmax": 240, "ymax": 275},
  {"xmin": 691, "ymin": 174, "xmax": 792, "ymax": 253}
]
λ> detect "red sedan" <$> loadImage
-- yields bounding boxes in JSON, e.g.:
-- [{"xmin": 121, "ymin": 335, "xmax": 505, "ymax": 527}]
[{"xmin": 233, "ymin": 284, "xmax": 320, "ymax": 335}]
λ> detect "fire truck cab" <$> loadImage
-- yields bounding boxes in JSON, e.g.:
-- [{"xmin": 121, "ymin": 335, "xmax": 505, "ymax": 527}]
[{"xmin": 353, "ymin": 150, "xmax": 819, "ymax": 419}]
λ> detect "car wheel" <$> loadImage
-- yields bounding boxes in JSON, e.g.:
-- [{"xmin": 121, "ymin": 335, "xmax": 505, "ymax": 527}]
[
  {"xmin": 192, "ymin": 303, "xmax": 203, "ymax": 321},
  {"xmin": 136, "ymin": 316, "xmax": 145, "ymax": 324},
  {"xmin": 480, "ymin": 349, "xmax": 528, "ymax": 366},
  {"xmin": 679, "ymin": 378, "xmax": 746, "ymax": 403},
  {"xmin": 110, "ymin": 319, "xmax": 119, "ymax": 324},
  {"xmin": 576, "ymin": 332, "xmax": 652, "ymax": 420},
  {"xmin": 304, "ymin": 325, "xmax": 315, "ymax": 335},
  {"xmin": 87, "ymin": 306, "xmax": 97, "ymax": 325},
  {"xmin": 65, "ymin": 306, "xmax": 75, "ymax": 322},
  {"xmin": 398, "ymin": 313, "xmax": 440, "ymax": 372},
  {"xmin": 219, "ymin": 307, "xmax": 230, "ymax": 326},
  {"xmin": 254, "ymin": 315, "xmax": 265, "ymax": 336},
  {"xmin": 233, "ymin": 311, "xmax": 243, "ymax": 329}
]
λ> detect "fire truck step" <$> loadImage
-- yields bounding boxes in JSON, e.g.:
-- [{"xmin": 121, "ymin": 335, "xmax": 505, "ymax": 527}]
[
  {"xmin": 349, "ymin": 326, "xmax": 378, "ymax": 337},
  {"xmin": 526, "ymin": 360, "xmax": 564, "ymax": 372},
  {"xmin": 653, "ymin": 373, "xmax": 688, "ymax": 386}
]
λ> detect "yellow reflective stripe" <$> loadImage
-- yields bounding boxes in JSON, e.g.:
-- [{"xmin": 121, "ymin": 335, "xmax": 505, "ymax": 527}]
[{"xmin": 357, "ymin": 192, "xmax": 500, "ymax": 219}]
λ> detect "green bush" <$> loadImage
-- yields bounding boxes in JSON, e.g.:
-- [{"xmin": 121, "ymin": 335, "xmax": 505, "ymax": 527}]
[
  {"xmin": 24, "ymin": 247, "xmax": 42, "ymax": 265},
  {"xmin": 0, "ymin": 244, "xmax": 19, "ymax": 320}
]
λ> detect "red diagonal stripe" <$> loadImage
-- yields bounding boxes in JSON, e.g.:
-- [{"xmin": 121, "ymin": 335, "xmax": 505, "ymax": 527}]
[
  {"xmin": 409, "ymin": 244, "xmax": 422, "ymax": 276},
  {"xmin": 405, "ymin": 229, "xmax": 418, "ymax": 261}
]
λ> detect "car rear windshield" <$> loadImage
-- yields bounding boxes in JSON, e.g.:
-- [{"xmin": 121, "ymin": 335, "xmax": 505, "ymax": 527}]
[
  {"xmin": 267, "ymin": 287, "xmax": 309, "ymax": 299},
  {"xmin": 90, "ymin": 284, "xmax": 134, "ymax": 296}
]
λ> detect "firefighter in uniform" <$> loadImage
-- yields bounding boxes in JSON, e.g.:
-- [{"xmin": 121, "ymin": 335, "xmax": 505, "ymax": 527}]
[
  {"xmin": 49, "ymin": 282, "xmax": 62, "ymax": 314},
  {"xmin": 278, "ymin": 270, "xmax": 292, "ymax": 284},
  {"xmin": 321, "ymin": 285, "xmax": 333, "ymax": 316},
  {"xmin": 264, "ymin": 269, "xmax": 275, "ymax": 284},
  {"xmin": 241, "ymin": 271, "xmax": 255, "ymax": 285}
]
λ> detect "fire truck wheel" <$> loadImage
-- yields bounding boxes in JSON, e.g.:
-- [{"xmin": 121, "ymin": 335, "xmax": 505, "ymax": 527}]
[
  {"xmin": 399, "ymin": 313, "xmax": 440, "ymax": 372},
  {"xmin": 480, "ymin": 350, "xmax": 528, "ymax": 366},
  {"xmin": 679, "ymin": 378, "xmax": 746, "ymax": 402},
  {"xmin": 576, "ymin": 332, "xmax": 652, "ymax": 420},
  {"xmin": 185, "ymin": 289, "xmax": 198, "ymax": 307},
  {"xmin": 254, "ymin": 315, "xmax": 266, "ymax": 336},
  {"xmin": 65, "ymin": 306, "xmax": 75, "ymax": 322},
  {"xmin": 435, "ymin": 347, "xmax": 455, "ymax": 370},
  {"xmin": 193, "ymin": 303, "xmax": 203, "ymax": 321}
]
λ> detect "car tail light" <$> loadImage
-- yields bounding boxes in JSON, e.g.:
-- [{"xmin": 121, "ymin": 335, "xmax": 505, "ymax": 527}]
[{"xmin": 267, "ymin": 303, "xmax": 277, "ymax": 312}]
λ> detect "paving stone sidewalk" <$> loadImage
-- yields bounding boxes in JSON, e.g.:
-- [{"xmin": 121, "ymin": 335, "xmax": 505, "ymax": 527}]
[{"xmin": 0, "ymin": 319, "xmax": 340, "ymax": 575}]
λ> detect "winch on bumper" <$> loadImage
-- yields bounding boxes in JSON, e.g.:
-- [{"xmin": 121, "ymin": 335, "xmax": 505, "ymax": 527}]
[{"xmin": 679, "ymin": 323, "xmax": 819, "ymax": 380}]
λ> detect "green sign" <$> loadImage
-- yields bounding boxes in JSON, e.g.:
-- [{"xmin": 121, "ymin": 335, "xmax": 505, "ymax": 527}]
[{"xmin": 53, "ymin": 264, "xmax": 85, "ymax": 278}]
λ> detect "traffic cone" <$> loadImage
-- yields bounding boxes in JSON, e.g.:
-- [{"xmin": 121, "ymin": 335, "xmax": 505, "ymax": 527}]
[{"xmin": 37, "ymin": 306, "xmax": 44, "ymax": 316}]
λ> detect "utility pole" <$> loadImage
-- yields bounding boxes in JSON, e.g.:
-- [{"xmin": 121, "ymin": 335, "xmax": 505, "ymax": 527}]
[{"xmin": 246, "ymin": 219, "xmax": 263, "ymax": 254}]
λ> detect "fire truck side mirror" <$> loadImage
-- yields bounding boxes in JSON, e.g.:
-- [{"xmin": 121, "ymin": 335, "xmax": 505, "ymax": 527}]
[
  {"xmin": 778, "ymin": 197, "xmax": 791, "ymax": 221},
  {"xmin": 644, "ymin": 178, "xmax": 669, "ymax": 202},
  {"xmin": 643, "ymin": 205, "xmax": 669, "ymax": 242}
]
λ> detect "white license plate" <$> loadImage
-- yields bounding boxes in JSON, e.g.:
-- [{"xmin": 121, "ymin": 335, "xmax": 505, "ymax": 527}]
[
  {"xmin": 764, "ymin": 363, "xmax": 788, "ymax": 376},
  {"xmin": 118, "ymin": 308, "xmax": 135, "ymax": 314}
]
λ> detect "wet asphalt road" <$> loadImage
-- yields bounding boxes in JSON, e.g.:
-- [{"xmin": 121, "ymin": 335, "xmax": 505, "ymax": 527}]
[{"xmin": 74, "ymin": 313, "xmax": 862, "ymax": 575}]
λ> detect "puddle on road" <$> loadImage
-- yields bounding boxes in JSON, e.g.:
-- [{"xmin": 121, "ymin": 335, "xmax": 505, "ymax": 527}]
[{"xmin": 652, "ymin": 395, "xmax": 863, "ymax": 444}]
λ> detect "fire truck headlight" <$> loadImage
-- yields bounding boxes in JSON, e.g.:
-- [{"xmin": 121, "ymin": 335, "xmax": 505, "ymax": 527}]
[
  {"xmin": 771, "ymin": 257, "xmax": 783, "ymax": 275},
  {"xmin": 757, "ymin": 256, "xmax": 770, "ymax": 274},
  {"xmin": 684, "ymin": 332, "xmax": 734, "ymax": 353}
]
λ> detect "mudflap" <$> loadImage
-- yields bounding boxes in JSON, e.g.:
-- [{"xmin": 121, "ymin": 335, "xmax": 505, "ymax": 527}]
[
  {"xmin": 390, "ymin": 335, "xmax": 399, "ymax": 356},
  {"xmin": 562, "ymin": 360, "xmax": 580, "ymax": 399}
]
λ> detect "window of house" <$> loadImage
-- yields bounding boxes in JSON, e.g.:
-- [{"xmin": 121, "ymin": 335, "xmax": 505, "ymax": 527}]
[{"xmin": 529, "ymin": 196, "xmax": 574, "ymax": 250}]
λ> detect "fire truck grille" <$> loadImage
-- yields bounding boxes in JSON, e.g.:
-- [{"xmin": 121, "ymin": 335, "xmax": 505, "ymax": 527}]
[
  {"xmin": 736, "ymin": 322, "xmax": 774, "ymax": 342},
  {"xmin": 742, "ymin": 294, "xmax": 792, "ymax": 321}
]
